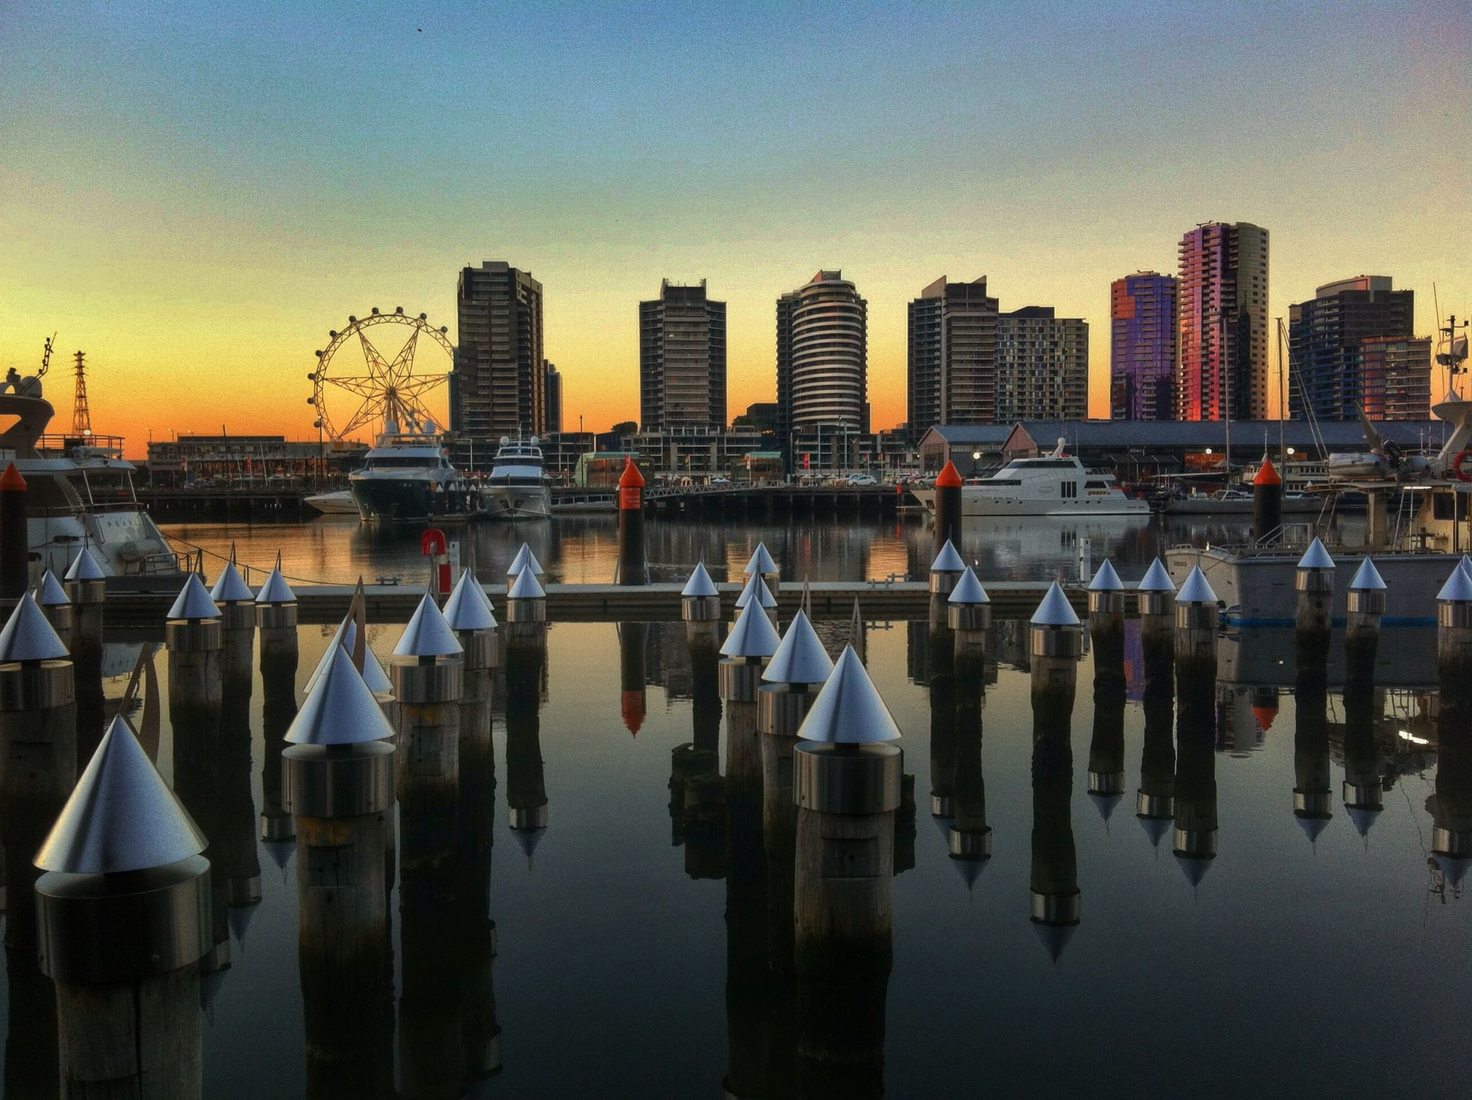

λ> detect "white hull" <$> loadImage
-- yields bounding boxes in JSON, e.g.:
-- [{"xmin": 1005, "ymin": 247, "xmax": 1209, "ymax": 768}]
[
  {"xmin": 479, "ymin": 485, "xmax": 552, "ymax": 520},
  {"xmin": 913, "ymin": 487, "xmax": 1149, "ymax": 517},
  {"xmin": 27, "ymin": 509, "xmax": 178, "ymax": 582},
  {"xmin": 304, "ymin": 490, "xmax": 359, "ymax": 515}
]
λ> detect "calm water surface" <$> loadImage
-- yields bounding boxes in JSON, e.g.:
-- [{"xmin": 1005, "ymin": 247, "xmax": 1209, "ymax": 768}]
[{"xmin": 1, "ymin": 607, "xmax": 1465, "ymax": 1098}]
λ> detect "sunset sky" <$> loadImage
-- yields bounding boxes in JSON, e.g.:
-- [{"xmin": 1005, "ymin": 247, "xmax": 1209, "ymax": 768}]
[{"xmin": 3, "ymin": 1, "xmax": 1468, "ymax": 456}]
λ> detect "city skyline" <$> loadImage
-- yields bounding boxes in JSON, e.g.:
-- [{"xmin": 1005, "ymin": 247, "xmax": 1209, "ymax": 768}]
[{"xmin": 2, "ymin": 2, "xmax": 1467, "ymax": 454}]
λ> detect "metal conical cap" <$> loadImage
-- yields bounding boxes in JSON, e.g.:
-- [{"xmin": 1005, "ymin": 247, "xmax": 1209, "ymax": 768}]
[
  {"xmin": 167, "ymin": 573, "xmax": 220, "ymax": 621},
  {"xmin": 1346, "ymin": 805, "xmax": 1380, "ymax": 837},
  {"xmin": 35, "ymin": 716, "xmax": 206, "ymax": 874},
  {"xmin": 1176, "ymin": 565, "xmax": 1218, "ymax": 605},
  {"xmin": 508, "ymin": 567, "xmax": 546, "ymax": 599},
  {"xmin": 255, "ymin": 565, "xmax": 296, "ymax": 605},
  {"xmin": 1088, "ymin": 559, "xmax": 1123, "ymax": 592},
  {"xmin": 507, "ymin": 544, "xmax": 544, "ymax": 578},
  {"xmin": 931, "ymin": 539, "xmax": 965, "ymax": 574},
  {"xmin": 1349, "ymin": 558, "xmax": 1386, "ymax": 591},
  {"xmin": 1031, "ymin": 582, "xmax": 1080, "ymax": 626},
  {"xmin": 1461, "ymin": 554, "xmax": 1472, "ymax": 581},
  {"xmin": 743, "ymin": 543, "xmax": 778, "ymax": 577},
  {"xmin": 1297, "ymin": 537, "xmax": 1335, "ymax": 570},
  {"xmin": 1138, "ymin": 558, "xmax": 1176, "ymax": 593},
  {"xmin": 1138, "ymin": 815, "xmax": 1171, "ymax": 847},
  {"xmin": 36, "ymin": 570, "xmax": 70, "ymax": 607},
  {"xmin": 1090, "ymin": 791, "xmax": 1123, "ymax": 822},
  {"xmin": 948, "ymin": 854, "xmax": 986, "ymax": 889},
  {"xmin": 948, "ymin": 566, "xmax": 990, "ymax": 606},
  {"xmin": 443, "ymin": 569, "xmax": 497, "ymax": 631},
  {"xmin": 302, "ymin": 619, "xmax": 349, "ymax": 696},
  {"xmin": 795, "ymin": 646, "xmax": 902, "ymax": 743},
  {"xmin": 721, "ymin": 601, "xmax": 781, "ymax": 658},
  {"xmin": 1437, "ymin": 565, "xmax": 1472, "ymax": 602},
  {"xmin": 343, "ymin": 620, "xmax": 393, "ymax": 694},
  {"xmin": 1295, "ymin": 815, "xmax": 1331, "ymax": 843},
  {"xmin": 1434, "ymin": 853, "xmax": 1471, "ymax": 887},
  {"xmin": 1033, "ymin": 921, "xmax": 1077, "ymax": 962},
  {"xmin": 735, "ymin": 572, "xmax": 777, "ymax": 610},
  {"xmin": 64, "ymin": 546, "xmax": 105, "ymax": 581},
  {"xmin": 681, "ymin": 561, "xmax": 719, "ymax": 598},
  {"xmin": 287, "ymin": 645, "xmax": 397, "ymax": 745},
  {"xmin": 1175, "ymin": 854, "xmax": 1214, "ymax": 886},
  {"xmin": 0, "ymin": 592, "xmax": 70, "ymax": 662},
  {"xmin": 763, "ymin": 610, "xmax": 834, "ymax": 685},
  {"xmin": 210, "ymin": 561, "xmax": 254, "ymax": 604},
  {"xmin": 393, "ymin": 593, "xmax": 464, "ymax": 658}
]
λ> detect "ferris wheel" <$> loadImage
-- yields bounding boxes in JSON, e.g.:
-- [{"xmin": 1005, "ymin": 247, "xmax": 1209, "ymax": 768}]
[{"xmin": 307, "ymin": 307, "xmax": 455, "ymax": 442}]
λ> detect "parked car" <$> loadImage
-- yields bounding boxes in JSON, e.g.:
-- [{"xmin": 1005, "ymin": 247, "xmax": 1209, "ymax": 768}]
[{"xmin": 846, "ymin": 474, "xmax": 877, "ymax": 486}]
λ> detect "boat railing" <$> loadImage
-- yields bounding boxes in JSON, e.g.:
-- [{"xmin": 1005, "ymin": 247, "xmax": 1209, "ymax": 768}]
[{"xmin": 36, "ymin": 433, "xmax": 127, "ymax": 459}]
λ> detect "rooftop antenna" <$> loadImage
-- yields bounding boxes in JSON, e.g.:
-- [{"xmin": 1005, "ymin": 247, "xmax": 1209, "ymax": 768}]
[{"xmin": 71, "ymin": 350, "xmax": 91, "ymax": 435}]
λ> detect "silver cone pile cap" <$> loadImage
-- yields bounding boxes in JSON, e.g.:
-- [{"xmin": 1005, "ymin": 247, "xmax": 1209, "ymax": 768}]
[
  {"xmin": 393, "ymin": 593, "xmax": 464, "ymax": 658},
  {"xmin": 444, "ymin": 569, "xmax": 497, "ymax": 631},
  {"xmin": 287, "ymin": 646, "xmax": 397, "ymax": 746},
  {"xmin": 0, "ymin": 592, "xmax": 70, "ymax": 662},
  {"xmin": 795, "ymin": 646, "xmax": 902, "ymax": 744},
  {"xmin": 763, "ymin": 609, "xmax": 834, "ymax": 685}
]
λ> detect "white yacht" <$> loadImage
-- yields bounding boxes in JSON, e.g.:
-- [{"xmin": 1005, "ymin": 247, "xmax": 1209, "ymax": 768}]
[
  {"xmin": 303, "ymin": 489, "xmax": 359, "ymax": 515},
  {"xmin": 912, "ymin": 439, "xmax": 1150, "ymax": 517},
  {"xmin": 0, "ymin": 370, "xmax": 185, "ymax": 583},
  {"xmin": 349, "ymin": 408, "xmax": 470, "ymax": 522},
  {"xmin": 479, "ymin": 436, "xmax": 551, "ymax": 520}
]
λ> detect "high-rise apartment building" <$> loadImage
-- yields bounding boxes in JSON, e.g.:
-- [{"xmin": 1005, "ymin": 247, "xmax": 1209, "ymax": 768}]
[
  {"xmin": 776, "ymin": 270, "xmax": 867, "ymax": 440},
  {"xmin": 907, "ymin": 276, "xmax": 999, "ymax": 440},
  {"xmin": 995, "ymin": 307, "xmax": 1089, "ymax": 422},
  {"xmin": 1176, "ymin": 222, "xmax": 1269, "ymax": 421},
  {"xmin": 639, "ymin": 280, "xmax": 727, "ymax": 431},
  {"xmin": 1288, "ymin": 276, "xmax": 1418, "ymax": 420},
  {"xmin": 454, "ymin": 261, "xmax": 545, "ymax": 439},
  {"xmin": 1110, "ymin": 272, "xmax": 1178, "ymax": 420},
  {"xmin": 544, "ymin": 361, "xmax": 562, "ymax": 434},
  {"xmin": 1356, "ymin": 336, "xmax": 1432, "ymax": 421}
]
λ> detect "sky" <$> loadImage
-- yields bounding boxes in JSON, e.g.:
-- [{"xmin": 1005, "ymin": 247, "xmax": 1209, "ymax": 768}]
[{"xmin": 2, "ymin": 0, "xmax": 1469, "ymax": 456}]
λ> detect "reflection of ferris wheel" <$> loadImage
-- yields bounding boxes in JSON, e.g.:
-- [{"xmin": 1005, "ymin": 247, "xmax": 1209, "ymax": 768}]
[{"xmin": 307, "ymin": 307, "xmax": 455, "ymax": 441}]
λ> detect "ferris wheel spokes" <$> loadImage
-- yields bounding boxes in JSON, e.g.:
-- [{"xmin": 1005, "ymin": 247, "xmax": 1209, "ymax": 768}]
[{"xmin": 310, "ymin": 309, "xmax": 454, "ymax": 442}]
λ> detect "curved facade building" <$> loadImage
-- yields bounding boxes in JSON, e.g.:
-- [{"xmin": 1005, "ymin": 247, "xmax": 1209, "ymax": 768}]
[{"xmin": 777, "ymin": 270, "xmax": 867, "ymax": 432}]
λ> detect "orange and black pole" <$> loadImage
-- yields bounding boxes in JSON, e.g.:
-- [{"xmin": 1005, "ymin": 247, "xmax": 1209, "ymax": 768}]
[
  {"xmin": 0, "ymin": 463, "xmax": 28, "ymax": 600},
  {"xmin": 617, "ymin": 457, "xmax": 647, "ymax": 585},
  {"xmin": 1252, "ymin": 456, "xmax": 1282, "ymax": 543},
  {"xmin": 933, "ymin": 460, "xmax": 963, "ymax": 560}
]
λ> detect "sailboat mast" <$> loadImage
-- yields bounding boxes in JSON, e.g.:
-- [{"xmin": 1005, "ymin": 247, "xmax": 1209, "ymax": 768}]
[{"xmin": 1276, "ymin": 317, "xmax": 1286, "ymax": 461}]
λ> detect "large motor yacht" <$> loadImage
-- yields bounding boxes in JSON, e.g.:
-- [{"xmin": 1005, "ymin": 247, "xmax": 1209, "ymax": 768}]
[
  {"xmin": 479, "ymin": 435, "xmax": 552, "ymax": 520},
  {"xmin": 0, "ymin": 369, "xmax": 185, "ymax": 584},
  {"xmin": 912, "ymin": 438, "xmax": 1150, "ymax": 517},
  {"xmin": 349, "ymin": 409, "xmax": 471, "ymax": 522}
]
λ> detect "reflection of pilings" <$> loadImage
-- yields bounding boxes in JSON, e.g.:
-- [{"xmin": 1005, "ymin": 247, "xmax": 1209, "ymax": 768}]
[
  {"xmin": 1292, "ymin": 630, "xmax": 1332, "ymax": 844},
  {"xmin": 927, "ymin": 597, "xmax": 958, "ymax": 825},
  {"xmin": 1341, "ymin": 637, "xmax": 1383, "ymax": 840},
  {"xmin": 259, "ymin": 646, "xmax": 298, "ymax": 846},
  {"xmin": 949, "ymin": 645, "xmax": 990, "ymax": 871},
  {"xmin": 6, "ymin": 943, "xmax": 58, "ymax": 1099},
  {"xmin": 1432, "ymin": 656, "xmax": 1472, "ymax": 889},
  {"xmin": 1137, "ymin": 632, "xmax": 1175, "ymax": 845},
  {"xmin": 674, "ymin": 634, "xmax": 725, "ymax": 879},
  {"xmin": 618, "ymin": 621, "xmax": 648, "ymax": 736},
  {"xmin": 288, "ymin": 740, "xmax": 397, "ymax": 1099},
  {"xmin": 1087, "ymin": 673, "xmax": 1127, "ymax": 823},
  {"xmin": 505, "ymin": 632, "xmax": 549, "ymax": 860},
  {"xmin": 1031, "ymin": 657, "xmax": 1079, "ymax": 961},
  {"xmin": 216, "ymin": 656, "xmax": 262, "ymax": 940},
  {"xmin": 724, "ymin": 699, "xmax": 769, "ymax": 1100},
  {"xmin": 796, "ymin": 965, "xmax": 889, "ymax": 1100},
  {"xmin": 1173, "ymin": 661, "xmax": 1218, "ymax": 884}
]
